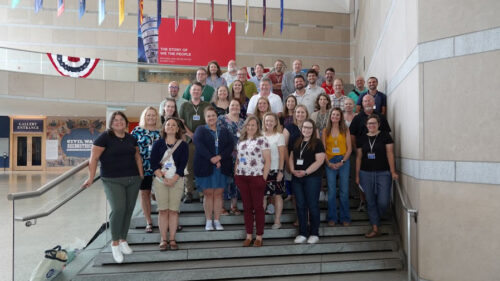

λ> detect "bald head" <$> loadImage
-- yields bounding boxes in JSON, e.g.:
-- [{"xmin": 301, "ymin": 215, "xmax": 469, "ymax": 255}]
[
  {"xmin": 355, "ymin": 76, "xmax": 365, "ymax": 91},
  {"xmin": 168, "ymin": 81, "xmax": 179, "ymax": 98},
  {"xmin": 362, "ymin": 94, "xmax": 375, "ymax": 112},
  {"xmin": 292, "ymin": 59, "xmax": 302, "ymax": 73}
]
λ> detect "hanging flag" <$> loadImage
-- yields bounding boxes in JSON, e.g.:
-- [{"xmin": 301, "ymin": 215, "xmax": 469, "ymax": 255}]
[
  {"xmin": 119, "ymin": 0, "xmax": 124, "ymax": 26},
  {"xmin": 244, "ymin": 0, "xmax": 249, "ymax": 34},
  {"xmin": 227, "ymin": 0, "xmax": 232, "ymax": 34},
  {"xmin": 11, "ymin": 0, "xmax": 20, "ymax": 9},
  {"xmin": 280, "ymin": 0, "xmax": 284, "ymax": 34},
  {"xmin": 98, "ymin": 0, "xmax": 105, "ymax": 25},
  {"xmin": 79, "ymin": 0, "xmax": 86, "ymax": 20},
  {"xmin": 157, "ymin": 0, "xmax": 161, "ymax": 29},
  {"xmin": 47, "ymin": 53, "xmax": 100, "ymax": 78},
  {"xmin": 175, "ymin": 0, "xmax": 179, "ymax": 31},
  {"xmin": 210, "ymin": 0, "xmax": 214, "ymax": 33},
  {"xmin": 34, "ymin": 0, "xmax": 43, "ymax": 13},
  {"xmin": 192, "ymin": 0, "xmax": 196, "ymax": 34},
  {"xmin": 263, "ymin": 0, "xmax": 266, "ymax": 35},
  {"xmin": 57, "ymin": 0, "xmax": 64, "ymax": 16},
  {"xmin": 139, "ymin": 0, "xmax": 144, "ymax": 25}
]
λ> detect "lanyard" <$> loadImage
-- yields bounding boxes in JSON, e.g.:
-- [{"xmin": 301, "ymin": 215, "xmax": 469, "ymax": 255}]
[
  {"xmin": 368, "ymin": 134, "xmax": 378, "ymax": 153},
  {"xmin": 299, "ymin": 141, "xmax": 309, "ymax": 159},
  {"xmin": 193, "ymin": 104, "xmax": 200, "ymax": 115}
]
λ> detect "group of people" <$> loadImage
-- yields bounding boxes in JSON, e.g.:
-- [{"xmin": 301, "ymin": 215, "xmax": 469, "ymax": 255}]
[{"xmin": 83, "ymin": 58, "xmax": 398, "ymax": 264}]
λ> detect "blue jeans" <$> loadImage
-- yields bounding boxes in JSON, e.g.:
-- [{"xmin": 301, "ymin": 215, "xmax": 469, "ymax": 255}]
[
  {"xmin": 325, "ymin": 156, "xmax": 351, "ymax": 223},
  {"xmin": 292, "ymin": 176, "xmax": 321, "ymax": 237},
  {"xmin": 359, "ymin": 170, "xmax": 392, "ymax": 226}
]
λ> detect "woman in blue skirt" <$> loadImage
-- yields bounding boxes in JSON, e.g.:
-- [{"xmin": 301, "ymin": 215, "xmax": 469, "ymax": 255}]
[{"xmin": 193, "ymin": 107, "xmax": 234, "ymax": 231}]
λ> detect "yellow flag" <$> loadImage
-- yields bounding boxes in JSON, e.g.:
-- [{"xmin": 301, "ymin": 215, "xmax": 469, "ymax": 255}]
[{"xmin": 119, "ymin": 0, "xmax": 125, "ymax": 26}]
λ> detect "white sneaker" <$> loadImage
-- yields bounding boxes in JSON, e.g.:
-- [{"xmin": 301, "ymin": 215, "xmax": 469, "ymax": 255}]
[
  {"xmin": 318, "ymin": 191, "xmax": 326, "ymax": 202},
  {"xmin": 213, "ymin": 220, "xmax": 224, "ymax": 231},
  {"xmin": 119, "ymin": 241, "xmax": 133, "ymax": 255},
  {"xmin": 111, "ymin": 245, "xmax": 124, "ymax": 263},
  {"xmin": 271, "ymin": 223, "xmax": 281, "ymax": 230},
  {"xmin": 307, "ymin": 235, "xmax": 319, "ymax": 244},
  {"xmin": 205, "ymin": 220, "xmax": 214, "ymax": 231},
  {"xmin": 294, "ymin": 235, "xmax": 307, "ymax": 244}
]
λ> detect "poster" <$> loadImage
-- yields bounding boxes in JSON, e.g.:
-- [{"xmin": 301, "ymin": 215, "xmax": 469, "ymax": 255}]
[
  {"xmin": 46, "ymin": 140, "xmax": 59, "ymax": 160},
  {"xmin": 138, "ymin": 17, "xmax": 235, "ymax": 66}
]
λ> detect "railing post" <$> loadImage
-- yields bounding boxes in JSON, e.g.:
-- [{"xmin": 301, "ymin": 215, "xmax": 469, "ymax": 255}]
[{"xmin": 407, "ymin": 211, "xmax": 411, "ymax": 281}]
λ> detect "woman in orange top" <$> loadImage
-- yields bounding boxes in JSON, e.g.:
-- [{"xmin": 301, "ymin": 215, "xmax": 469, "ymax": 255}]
[{"xmin": 322, "ymin": 107, "xmax": 352, "ymax": 226}]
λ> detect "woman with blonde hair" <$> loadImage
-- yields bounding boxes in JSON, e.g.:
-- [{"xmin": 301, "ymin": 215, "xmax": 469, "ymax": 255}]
[
  {"xmin": 310, "ymin": 93, "xmax": 332, "ymax": 137},
  {"xmin": 211, "ymin": 85, "xmax": 231, "ymax": 116},
  {"xmin": 262, "ymin": 112, "xmax": 286, "ymax": 229},
  {"xmin": 229, "ymin": 79, "xmax": 249, "ymax": 119},
  {"xmin": 131, "ymin": 106, "xmax": 161, "ymax": 234},
  {"xmin": 253, "ymin": 97, "xmax": 272, "ymax": 127}
]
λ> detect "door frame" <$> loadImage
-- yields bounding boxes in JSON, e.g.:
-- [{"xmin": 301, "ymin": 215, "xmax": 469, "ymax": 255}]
[{"xmin": 10, "ymin": 116, "xmax": 46, "ymax": 171}]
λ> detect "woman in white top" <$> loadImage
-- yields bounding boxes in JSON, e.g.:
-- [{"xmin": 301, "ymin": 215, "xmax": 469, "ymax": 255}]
[{"xmin": 262, "ymin": 113, "xmax": 286, "ymax": 229}]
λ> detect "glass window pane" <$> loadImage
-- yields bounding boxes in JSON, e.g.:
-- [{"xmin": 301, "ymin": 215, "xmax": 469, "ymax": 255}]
[{"xmin": 16, "ymin": 137, "xmax": 27, "ymax": 166}]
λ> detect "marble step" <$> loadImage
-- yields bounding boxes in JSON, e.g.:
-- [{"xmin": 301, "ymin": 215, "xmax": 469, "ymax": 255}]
[
  {"xmin": 130, "ymin": 210, "xmax": 372, "ymax": 228},
  {"xmin": 94, "ymin": 235, "xmax": 399, "ymax": 265},
  {"xmin": 76, "ymin": 251, "xmax": 402, "ymax": 281},
  {"xmin": 125, "ymin": 221, "xmax": 395, "ymax": 244}
]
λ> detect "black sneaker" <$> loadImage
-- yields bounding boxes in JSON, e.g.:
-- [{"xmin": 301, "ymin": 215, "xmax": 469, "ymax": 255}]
[{"xmin": 183, "ymin": 196, "xmax": 193, "ymax": 204}]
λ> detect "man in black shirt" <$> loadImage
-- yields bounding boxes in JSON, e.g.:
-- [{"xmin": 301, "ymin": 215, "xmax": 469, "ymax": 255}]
[{"xmin": 350, "ymin": 94, "xmax": 391, "ymax": 147}]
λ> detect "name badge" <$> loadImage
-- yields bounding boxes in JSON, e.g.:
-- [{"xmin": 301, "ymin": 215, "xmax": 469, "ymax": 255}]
[
  {"xmin": 193, "ymin": 115, "xmax": 200, "ymax": 121},
  {"xmin": 296, "ymin": 159, "xmax": 304, "ymax": 165},
  {"xmin": 236, "ymin": 132, "xmax": 241, "ymax": 138},
  {"xmin": 148, "ymin": 145, "xmax": 152, "ymax": 152},
  {"xmin": 332, "ymin": 147, "xmax": 340, "ymax": 153},
  {"xmin": 201, "ymin": 96, "xmax": 205, "ymax": 101},
  {"xmin": 215, "ymin": 141, "xmax": 219, "ymax": 147},
  {"xmin": 240, "ymin": 157, "xmax": 246, "ymax": 163},
  {"xmin": 164, "ymin": 162, "xmax": 173, "ymax": 169},
  {"xmin": 367, "ymin": 153, "xmax": 376, "ymax": 160}
]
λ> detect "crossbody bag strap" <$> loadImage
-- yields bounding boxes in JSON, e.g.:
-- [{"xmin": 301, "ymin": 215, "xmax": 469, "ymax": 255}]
[{"xmin": 160, "ymin": 140, "xmax": 182, "ymax": 166}]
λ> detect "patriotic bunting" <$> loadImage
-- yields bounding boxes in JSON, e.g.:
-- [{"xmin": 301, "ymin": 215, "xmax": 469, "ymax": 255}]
[
  {"xmin": 175, "ymin": 0, "xmax": 179, "ymax": 31},
  {"xmin": 157, "ymin": 0, "xmax": 161, "ymax": 29},
  {"xmin": 210, "ymin": 0, "xmax": 214, "ymax": 33},
  {"xmin": 47, "ymin": 53, "xmax": 100, "ymax": 78},
  {"xmin": 98, "ymin": 0, "xmax": 105, "ymax": 25},
  {"xmin": 192, "ymin": 0, "xmax": 197, "ymax": 34},
  {"xmin": 263, "ymin": 0, "xmax": 266, "ymax": 35},
  {"xmin": 119, "ymin": 0, "xmax": 124, "ymax": 26},
  {"xmin": 79, "ymin": 0, "xmax": 86, "ymax": 20},
  {"xmin": 227, "ymin": 0, "xmax": 232, "ymax": 34},
  {"xmin": 244, "ymin": 0, "xmax": 249, "ymax": 34},
  {"xmin": 34, "ymin": 0, "xmax": 43, "ymax": 13},
  {"xmin": 57, "ymin": 0, "xmax": 64, "ymax": 17},
  {"xmin": 280, "ymin": 0, "xmax": 284, "ymax": 34},
  {"xmin": 11, "ymin": 0, "xmax": 20, "ymax": 9}
]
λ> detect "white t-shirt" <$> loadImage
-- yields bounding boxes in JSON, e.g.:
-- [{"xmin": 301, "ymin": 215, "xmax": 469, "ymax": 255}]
[
  {"xmin": 264, "ymin": 133, "xmax": 285, "ymax": 170},
  {"xmin": 246, "ymin": 93, "xmax": 283, "ymax": 115}
]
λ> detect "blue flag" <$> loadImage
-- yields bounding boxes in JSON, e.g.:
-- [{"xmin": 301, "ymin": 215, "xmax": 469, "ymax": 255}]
[
  {"xmin": 79, "ymin": 0, "xmax": 86, "ymax": 19},
  {"xmin": 34, "ymin": 0, "xmax": 43, "ymax": 13},
  {"xmin": 280, "ymin": 0, "xmax": 284, "ymax": 34},
  {"xmin": 157, "ymin": 0, "xmax": 162, "ymax": 28}
]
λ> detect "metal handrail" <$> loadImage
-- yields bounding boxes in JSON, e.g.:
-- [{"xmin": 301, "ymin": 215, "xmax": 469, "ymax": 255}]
[
  {"xmin": 14, "ymin": 176, "xmax": 101, "ymax": 223},
  {"xmin": 393, "ymin": 180, "xmax": 418, "ymax": 281},
  {"xmin": 7, "ymin": 160, "xmax": 90, "ymax": 201}
]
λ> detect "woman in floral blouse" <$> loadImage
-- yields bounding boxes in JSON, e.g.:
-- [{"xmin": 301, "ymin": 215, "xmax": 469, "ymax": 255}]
[
  {"xmin": 131, "ymin": 106, "xmax": 161, "ymax": 233},
  {"xmin": 234, "ymin": 116, "xmax": 270, "ymax": 247}
]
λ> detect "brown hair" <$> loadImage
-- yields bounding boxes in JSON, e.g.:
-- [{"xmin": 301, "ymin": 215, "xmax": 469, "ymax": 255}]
[
  {"xmin": 161, "ymin": 117, "xmax": 184, "ymax": 140},
  {"xmin": 107, "ymin": 111, "xmax": 129, "ymax": 137},
  {"xmin": 282, "ymin": 95, "xmax": 297, "ymax": 120},
  {"xmin": 239, "ymin": 116, "xmax": 262, "ymax": 141},
  {"xmin": 253, "ymin": 97, "xmax": 271, "ymax": 121},
  {"xmin": 230, "ymin": 80, "xmax": 247, "ymax": 105},
  {"xmin": 293, "ymin": 104, "xmax": 309, "ymax": 125},
  {"xmin": 314, "ymin": 93, "xmax": 332, "ymax": 111},
  {"xmin": 263, "ymin": 112, "xmax": 282, "ymax": 133},
  {"xmin": 162, "ymin": 98, "xmax": 179, "ymax": 118},
  {"xmin": 207, "ymin": 60, "xmax": 222, "ymax": 77},
  {"xmin": 324, "ymin": 107, "xmax": 348, "ymax": 137},
  {"xmin": 212, "ymin": 85, "xmax": 231, "ymax": 103},
  {"xmin": 294, "ymin": 119, "xmax": 319, "ymax": 151}
]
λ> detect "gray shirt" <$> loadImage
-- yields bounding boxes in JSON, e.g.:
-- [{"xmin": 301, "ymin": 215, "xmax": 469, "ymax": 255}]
[{"xmin": 281, "ymin": 71, "xmax": 307, "ymax": 100}]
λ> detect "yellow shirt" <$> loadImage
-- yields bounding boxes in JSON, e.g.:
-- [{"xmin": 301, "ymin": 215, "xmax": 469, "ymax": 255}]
[{"xmin": 325, "ymin": 132, "xmax": 347, "ymax": 160}]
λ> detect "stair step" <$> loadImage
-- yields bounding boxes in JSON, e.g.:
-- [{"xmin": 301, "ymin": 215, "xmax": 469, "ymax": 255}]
[
  {"xmin": 77, "ymin": 252, "xmax": 402, "ymax": 281},
  {"xmin": 125, "ymin": 222, "xmax": 394, "ymax": 244},
  {"xmin": 94, "ymin": 235, "xmax": 399, "ymax": 265},
  {"xmin": 161, "ymin": 199, "xmax": 361, "ymax": 213},
  {"xmin": 130, "ymin": 211, "xmax": 370, "ymax": 228}
]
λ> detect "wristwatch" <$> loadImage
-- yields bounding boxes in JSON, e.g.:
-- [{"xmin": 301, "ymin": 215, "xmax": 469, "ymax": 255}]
[{"xmin": 341, "ymin": 160, "xmax": 345, "ymax": 164}]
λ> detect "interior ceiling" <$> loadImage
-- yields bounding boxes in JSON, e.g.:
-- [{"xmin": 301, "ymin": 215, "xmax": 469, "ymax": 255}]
[{"xmin": 186, "ymin": 0, "xmax": 351, "ymax": 14}]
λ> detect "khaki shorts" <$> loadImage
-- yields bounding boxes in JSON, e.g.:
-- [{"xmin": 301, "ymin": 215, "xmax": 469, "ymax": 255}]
[{"xmin": 153, "ymin": 177, "xmax": 184, "ymax": 211}]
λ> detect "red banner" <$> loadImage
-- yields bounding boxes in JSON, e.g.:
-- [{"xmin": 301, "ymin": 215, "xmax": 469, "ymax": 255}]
[{"xmin": 158, "ymin": 18, "xmax": 235, "ymax": 66}]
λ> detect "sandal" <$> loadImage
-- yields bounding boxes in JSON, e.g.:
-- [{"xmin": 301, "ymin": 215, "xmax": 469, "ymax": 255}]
[
  {"xmin": 293, "ymin": 221, "xmax": 299, "ymax": 227},
  {"xmin": 169, "ymin": 240, "xmax": 179, "ymax": 251},
  {"xmin": 145, "ymin": 224, "xmax": 153, "ymax": 233},
  {"xmin": 159, "ymin": 240, "xmax": 168, "ymax": 251},
  {"xmin": 221, "ymin": 208, "xmax": 230, "ymax": 216},
  {"xmin": 229, "ymin": 207, "xmax": 241, "ymax": 215}
]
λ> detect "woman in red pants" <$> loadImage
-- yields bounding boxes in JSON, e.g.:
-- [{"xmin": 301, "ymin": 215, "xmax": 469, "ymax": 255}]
[{"xmin": 234, "ymin": 116, "xmax": 271, "ymax": 247}]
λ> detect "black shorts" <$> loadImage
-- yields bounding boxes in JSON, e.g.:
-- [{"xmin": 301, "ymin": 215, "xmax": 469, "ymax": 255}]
[{"xmin": 139, "ymin": 175, "xmax": 153, "ymax": 190}]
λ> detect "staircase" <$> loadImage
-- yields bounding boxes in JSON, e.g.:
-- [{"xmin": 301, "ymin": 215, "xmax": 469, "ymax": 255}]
[{"xmin": 72, "ymin": 199, "xmax": 404, "ymax": 280}]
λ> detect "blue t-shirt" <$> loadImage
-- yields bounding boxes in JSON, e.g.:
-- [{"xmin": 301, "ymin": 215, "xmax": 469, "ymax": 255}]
[{"xmin": 131, "ymin": 127, "xmax": 161, "ymax": 176}]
